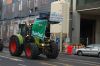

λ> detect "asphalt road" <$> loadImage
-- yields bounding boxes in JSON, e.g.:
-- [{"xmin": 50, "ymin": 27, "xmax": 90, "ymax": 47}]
[{"xmin": 0, "ymin": 48, "xmax": 100, "ymax": 66}]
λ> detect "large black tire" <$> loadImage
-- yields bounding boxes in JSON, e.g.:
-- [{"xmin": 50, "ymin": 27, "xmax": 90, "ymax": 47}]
[
  {"xmin": 24, "ymin": 43, "xmax": 39, "ymax": 59},
  {"xmin": 9, "ymin": 35, "xmax": 23, "ymax": 56},
  {"xmin": 46, "ymin": 41, "xmax": 59, "ymax": 59},
  {"xmin": 0, "ymin": 43, "xmax": 3, "ymax": 52}
]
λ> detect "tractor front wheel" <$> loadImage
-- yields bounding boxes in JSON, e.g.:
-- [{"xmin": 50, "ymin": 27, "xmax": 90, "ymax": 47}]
[
  {"xmin": 46, "ymin": 41, "xmax": 59, "ymax": 59},
  {"xmin": 24, "ymin": 43, "xmax": 39, "ymax": 59},
  {"xmin": 9, "ymin": 35, "xmax": 23, "ymax": 56}
]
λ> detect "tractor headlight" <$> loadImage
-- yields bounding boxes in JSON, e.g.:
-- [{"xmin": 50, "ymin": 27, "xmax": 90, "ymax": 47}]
[
  {"xmin": 42, "ymin": 43, "xmax": 45, "ymax": 46},
  {"xmin": 26, "ymin": 35, "xmax": 29, "ymax": 37}
]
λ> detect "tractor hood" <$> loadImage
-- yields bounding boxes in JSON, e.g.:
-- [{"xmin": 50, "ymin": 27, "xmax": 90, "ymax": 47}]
[{"xmin": 32, "ymin": 19, "xmax": 48, "ymax": 40}]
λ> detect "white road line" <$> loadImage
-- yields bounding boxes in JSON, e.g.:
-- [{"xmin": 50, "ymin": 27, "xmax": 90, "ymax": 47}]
[
  {"xmin": 58, "ymin": 57, "xmax": 100, "ymax": 66},
  {"xmin": 40, "ymin": 62, "xmax": 57, "ymax": 66},
  {"xmin": 0, "ymin": 55, "xmax": 23, "ymax": 62},
  {"xmin": 61, "ymin": 57, "xmax": 100, "ymax": 65},
  {"xmin": 52, "ymin": 61, "xmax": 73, "ymax": 66},
  {"xmin": 41, "ymin": 61, "xmax": 73, "ymax": 66},
  {"xmin": 18, "ymin": 64, "xmax": 27, "ymax": 66},
  {"xmin": 59, "ymin": 59, "xmax": 99, "ymax": 66}
]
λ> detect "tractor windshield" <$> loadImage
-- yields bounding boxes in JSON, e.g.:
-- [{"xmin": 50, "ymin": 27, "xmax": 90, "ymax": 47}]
[{"xmin": 32, "ymin": 19, "xmax": 48, "ymax": 40}]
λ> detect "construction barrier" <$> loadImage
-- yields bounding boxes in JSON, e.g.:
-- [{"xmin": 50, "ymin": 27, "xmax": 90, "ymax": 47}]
[
  {"xmin": 63, "ymin": 43, "xmax": 85, "ymax": 55},
  {"xmin": 72, "ymin": 43, "xmax": 85, "ymax": 49},
  {"xmin": 67, "ymin": 45, "xmax": 73, "ymax": 55},
  {"xmin": 63, "ymin": 42, "xmax": 73, "ymax": 55}
]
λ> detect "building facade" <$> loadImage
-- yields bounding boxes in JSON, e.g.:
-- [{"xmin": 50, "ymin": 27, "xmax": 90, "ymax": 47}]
[
  {"xmin": 0, "ymin": 0, "xmax": 55, "ymax": 45},
  {"xmin": 72, "ymin": 0, "xmax": 100, "ymax": 46},
  {"xmin": 1, "ymin": 0, "xmax": 100, "ymax": 47},
  {"xmin": 1, "ymin": 0, "xmax": 55, "ymax": 20}
]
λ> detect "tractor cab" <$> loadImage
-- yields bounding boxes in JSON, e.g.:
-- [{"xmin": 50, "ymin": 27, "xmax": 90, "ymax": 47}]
[{"xmin": 18, "ymin": 19, "xmax": 49, "ymax": 42}]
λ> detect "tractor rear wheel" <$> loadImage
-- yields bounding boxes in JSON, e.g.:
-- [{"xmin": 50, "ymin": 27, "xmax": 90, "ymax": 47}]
[
  {"xmin": 46, "ymin": 41, "xmax": 59, "ymax": 59},
  {"xmin": 9, "ymin": 35, "xmax": 23, "ymax": 56},
  {"xmin": 24, "ymin": 43, "xmax": 39, "ymax": 59}
]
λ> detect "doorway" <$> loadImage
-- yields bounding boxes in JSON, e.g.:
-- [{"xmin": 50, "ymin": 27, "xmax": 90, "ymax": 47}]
[{"xmin": 80, "ymin": 19, "xmax": 96, "ymax": 46}]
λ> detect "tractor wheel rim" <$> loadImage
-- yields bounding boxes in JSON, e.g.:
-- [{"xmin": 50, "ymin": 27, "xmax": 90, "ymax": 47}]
[
  {"xmin": 26, "ymin": 47, "xmax": 31, "ymax": 57},
  {"xmin": 10, "ymin": 40, "xmax": 17, "ymax": 53}
]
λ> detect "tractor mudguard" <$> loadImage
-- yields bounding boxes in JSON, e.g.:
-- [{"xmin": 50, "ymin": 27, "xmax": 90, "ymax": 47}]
[{"xmin": 16, "ymin": 34, "xmax": 24, "ymax": 45}]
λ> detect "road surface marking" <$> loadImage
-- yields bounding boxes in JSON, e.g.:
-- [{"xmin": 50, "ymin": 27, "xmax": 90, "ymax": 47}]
[
  {"xmin": 18, "ymin": 64, "xmax": 27, "ymax": 66},
  {"xmin": 52, "ymin": 61, "xmax": 73, "ymax": 66},
  {"xmin": 61, "ymin": 57, "xmax": 100, "ymax": 65},
  {"xmin": 0, "ymin": 55, "xmax": 23, "ymax": 62},
  {"xmin": 41, "ymin": 61, "xmax": 73, "ymax": 66},
  {"xmin": 41, "ymin": 62, "xmax": 57, "ymax": 66},
  {"xmin": 58, "ymin": 57, "xmax": 100, "ymax": 66}
]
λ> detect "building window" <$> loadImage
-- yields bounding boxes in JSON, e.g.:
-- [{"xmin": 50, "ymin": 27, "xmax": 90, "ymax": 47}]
[
  {"xmin": 85, "ymin": 0, "xmax": 100, "ymax": 4},
  {"xmin": 77, "ymin": 0, "xmax": 100, "ymax": 6},
  {"xmin": 41, "ymin": 0, "xmax": 48, "ymax": 5}
]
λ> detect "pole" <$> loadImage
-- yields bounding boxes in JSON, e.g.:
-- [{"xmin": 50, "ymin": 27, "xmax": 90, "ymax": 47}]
[
  {"xmin": 0, "ymin": 25, "xmax": 2, "ymax": 39},
  {"xmin": 60, "ymin": 23, "xmax": 63, "ymax": 52},
  {"xmin": 87, "ymin": 37, "xmax": 88, "ymax": 46}
]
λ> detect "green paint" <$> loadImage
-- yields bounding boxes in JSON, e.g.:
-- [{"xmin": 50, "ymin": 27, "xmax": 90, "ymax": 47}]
[
  {"xmin": 16, "ymin": 34, "xmax": 23, "ymax": 45},
  {"xmin": 34, "ymin": 37, "xmax": 40, "ymax": 45}
]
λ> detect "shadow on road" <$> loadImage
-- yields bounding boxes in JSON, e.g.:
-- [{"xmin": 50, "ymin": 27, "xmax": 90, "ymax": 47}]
[{"xmin": 19, "ymin": 55, "xmax": 55, "ymax": 61}]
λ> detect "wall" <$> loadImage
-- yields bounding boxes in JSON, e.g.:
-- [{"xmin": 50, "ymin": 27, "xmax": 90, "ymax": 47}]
[
  {"xmin": 77, "ymin": 0, "xmax": 100, "ymax": 10},
  {"xmin": 0, "ymin": 0, "xmax": 2, "ymax": 19},
  {"xmin": 95, "ymin": 19, "xmax": 100, "ymax": 43},
  {"xmin": 72, "ymin": 0, "xmax": 80, "ymax": 43},
  {"xmin": 1, "ymin": 0, "xmax": 55, "ymax": 20},
  {"xmin": 38, "ymin": 0, "xmax": 55, "ymax": 13},
  {"xmin": 77, "ymin": 0, "xmax": 100, "ymax": 6}
]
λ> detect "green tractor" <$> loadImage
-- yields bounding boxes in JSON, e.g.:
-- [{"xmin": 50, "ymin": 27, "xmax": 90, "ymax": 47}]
[{"xmin": 9, "ymin": 19, "xmax": 59, "ymax": 59}]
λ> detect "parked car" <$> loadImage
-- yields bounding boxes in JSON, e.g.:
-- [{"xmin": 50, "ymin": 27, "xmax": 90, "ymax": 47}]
[
  {"xmin": 0, "ymin": 39, "xmax": 3, "ymax": 51},
  {"xmin": 75, "ymin": 44, "xmax": 100, "ymax": 57}
]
